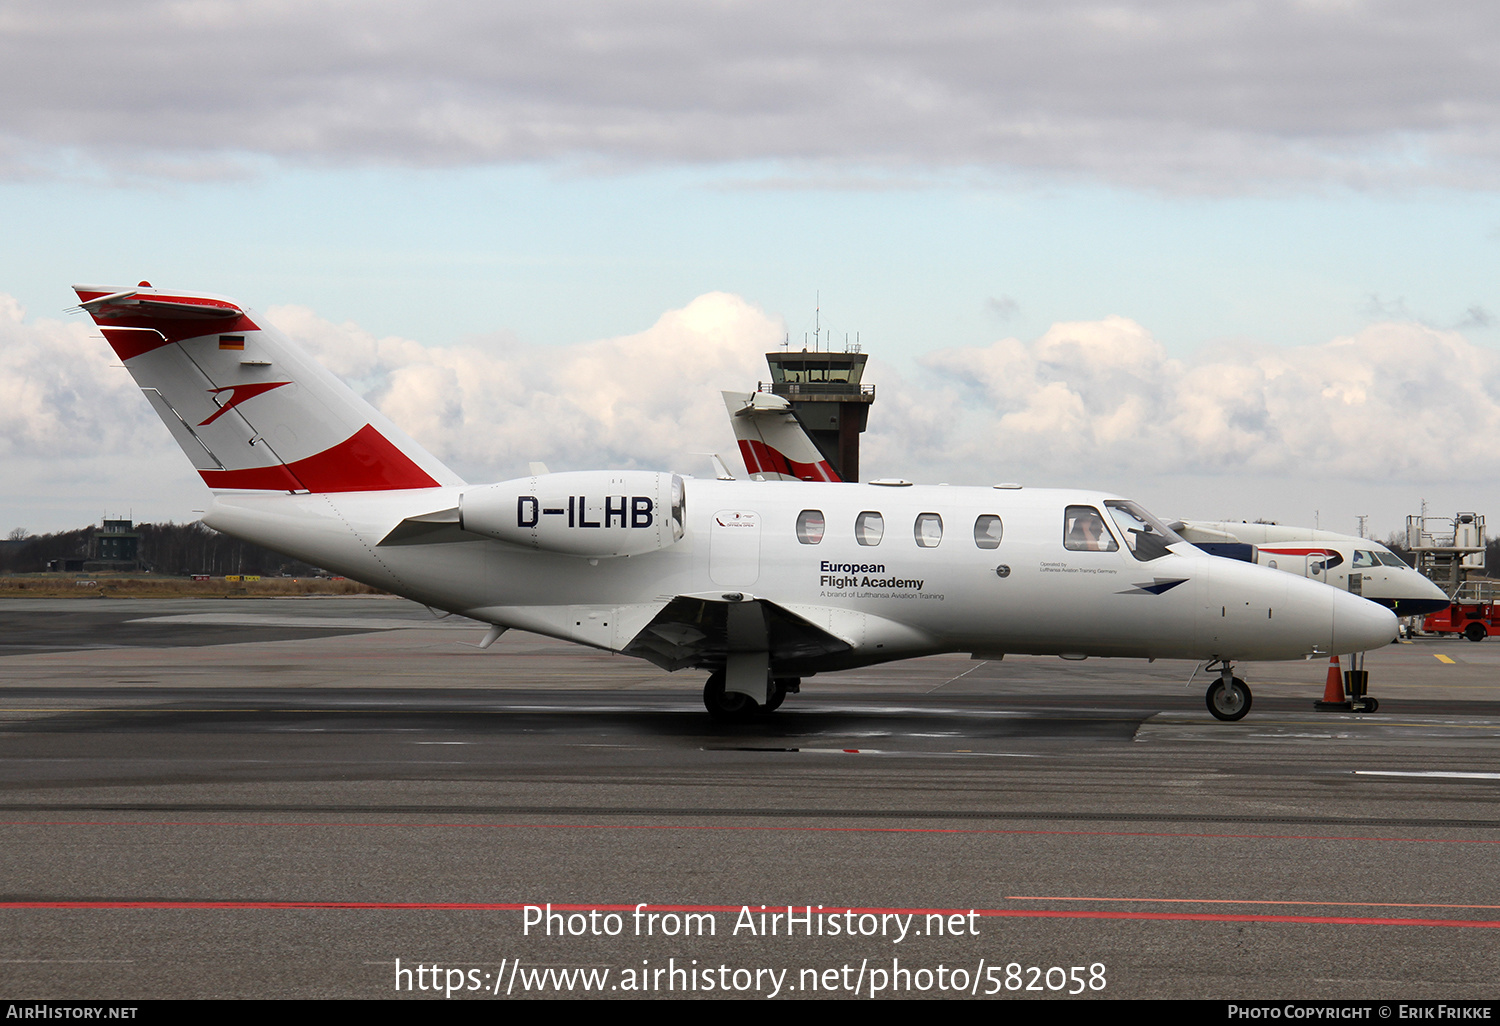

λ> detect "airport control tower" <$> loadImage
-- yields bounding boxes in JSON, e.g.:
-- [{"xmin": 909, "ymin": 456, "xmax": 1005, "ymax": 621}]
[{"xmin": 761, "ymin": 347, "xmax": 876, "ymax": 482}]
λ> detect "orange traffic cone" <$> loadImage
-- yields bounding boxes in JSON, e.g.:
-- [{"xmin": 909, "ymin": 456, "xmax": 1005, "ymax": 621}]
[{"xmin": 1314, "ymin": 655, "xmax": 1349, "ymax": 710}]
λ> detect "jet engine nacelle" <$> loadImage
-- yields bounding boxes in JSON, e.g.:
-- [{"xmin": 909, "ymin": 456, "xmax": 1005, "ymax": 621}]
[{"xmin": 460, "ymin": 471, "xmax": 686, "ymax": 557}]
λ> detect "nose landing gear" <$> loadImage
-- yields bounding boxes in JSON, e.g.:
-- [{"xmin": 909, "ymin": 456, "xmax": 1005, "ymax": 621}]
[
  {"xmin": 1205, "ymin": 662, "xmax": 1252, "ymax": 721},
  {"xmin": 1314, "ymin": 652, "xmax": 1380, "ymax": 713}
]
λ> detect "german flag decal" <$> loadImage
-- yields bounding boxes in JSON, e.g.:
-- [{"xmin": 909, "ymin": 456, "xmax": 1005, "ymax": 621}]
[{"xmin": 219, "ymin": 335, "xmax": 245, "ymax": 350}]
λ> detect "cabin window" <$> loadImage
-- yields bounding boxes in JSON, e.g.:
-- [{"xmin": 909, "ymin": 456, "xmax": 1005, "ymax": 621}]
[
  {"xmin": 973, "ymin": 515, "xmax": 1003, "ymax": 549},
  {"xmin": 796, "ymin": 509, "xmax": 826, "ymax": 545},
  {"xmin": 855, "ymin": 511, "xmax": 885, "ymax": 546},
  {"xmin": 914, "ymin": 513, "xmax": 943, "ymax": 548},
  {"xmin": 1064, "ymin": 505, "xmax": 1119, "ymax": 552}
]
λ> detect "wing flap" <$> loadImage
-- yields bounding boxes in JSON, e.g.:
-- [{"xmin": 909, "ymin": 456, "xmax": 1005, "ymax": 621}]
[{"xmin": 620, "ymin": 594, "xmax": 855, "ymax": 671}]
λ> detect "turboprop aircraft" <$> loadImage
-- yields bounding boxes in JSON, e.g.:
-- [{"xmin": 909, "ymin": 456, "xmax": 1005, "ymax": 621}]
[
  {"xmin": 1172, "ymin": 522, "xmax": 1448, "ymax": 617},
  {"xmin": 723, "ymin": 396, "xmax": 1448, "ymax": 619},
  {"xmin": 72, "ymin": 283, "xmax": 1397, "ymax": 721}
]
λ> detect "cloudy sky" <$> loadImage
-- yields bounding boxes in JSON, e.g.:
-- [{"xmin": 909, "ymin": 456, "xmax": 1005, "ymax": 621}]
[{"xmin": 3, "ymin": 1, "xmax": 1499, "ymax": 540}]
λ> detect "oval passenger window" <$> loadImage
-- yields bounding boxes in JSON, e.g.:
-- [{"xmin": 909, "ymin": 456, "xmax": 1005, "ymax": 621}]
[
  {"xmin": 796, "ymin": 509, "xmax": 825, "ymax": 545},
  {"xmin": 914, "ymin": 513, "xmax": 943, "ymax": 548},
  {"xmin": 974, "ymin": 515, "xmax": 1002, "ymax": 549}
]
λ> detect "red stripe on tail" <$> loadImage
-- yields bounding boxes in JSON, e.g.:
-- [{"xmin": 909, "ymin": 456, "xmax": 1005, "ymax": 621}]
[
  {"xmin": 79, "ymin": 290, "xmax": 260, "ymax": 348},
  {"xmin": 199, "ymin": 424, "xmax": 441, "ymax": 493},
  {"xmin": 99, "ymin": 327, "xmax": 175, "ymax": 361},
  {"xmin": 737, "ymin": 439, "xmax": 839, "ymax": 482}
]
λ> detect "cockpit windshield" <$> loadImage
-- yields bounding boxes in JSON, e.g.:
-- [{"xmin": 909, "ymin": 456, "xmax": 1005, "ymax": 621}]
[{"xmin": 1103, "ymin": 500, "xmax": 1187, "ymax": 562}]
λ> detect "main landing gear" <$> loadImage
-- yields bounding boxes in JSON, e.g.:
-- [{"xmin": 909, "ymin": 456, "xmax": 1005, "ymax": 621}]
[
  {"xmin": 1205, "ymin": 662, "xmax": 1252, "ymax": 721},
  {"xmin": 702, "ymin": 672, "xmax": 797, "ymax": 720}
]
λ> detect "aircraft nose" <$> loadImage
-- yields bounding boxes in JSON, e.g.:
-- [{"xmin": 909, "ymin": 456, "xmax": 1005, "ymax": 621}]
[
  {"xmin": 1332, "ymin": 590, "xmax": 1398, "ymax": 653},
  {"xmin": 1416, "ymin": 572, "xmax": 1449, "ymax": 602}
]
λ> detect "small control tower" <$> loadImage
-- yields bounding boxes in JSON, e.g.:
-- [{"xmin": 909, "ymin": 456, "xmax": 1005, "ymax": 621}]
[
  {"xmin": 86, "ymin": 518, "xmax": 142, "ymax": 573},
  {"xmin": 761, "ymin": 347, "xmax": 876, "ymax": 482}
]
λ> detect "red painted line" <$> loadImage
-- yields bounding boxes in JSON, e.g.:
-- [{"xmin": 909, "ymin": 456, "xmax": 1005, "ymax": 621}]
[
  {"xmin": 4, "ymin": 820, "xmax": 1500, "ymax": 847},
  {"xmin": 978, "ymin": 910, "xmax": 1500, "ymax": 928},
  {"xmin": 1010, "ymin": 895, "xmax": 1500, "ymax": 910},
  {"xmin": 2, "ymin": 900, "xmax": 1497, "ymax": 928}
]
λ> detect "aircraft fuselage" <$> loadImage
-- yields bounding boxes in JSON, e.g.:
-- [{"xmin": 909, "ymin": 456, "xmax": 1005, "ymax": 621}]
[{"xmin": 206, "ymin": 479, "xmax": 1397, "ymax": 677}]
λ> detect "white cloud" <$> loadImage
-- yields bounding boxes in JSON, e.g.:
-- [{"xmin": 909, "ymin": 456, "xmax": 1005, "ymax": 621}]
[
  {"xmin": 0, "ymin": 297, "xmax": 158, "ymax": 458},
  {"xmin": 262, "ymin": 298, "xmax": 1500, "ymax": 490},
  {"xmin": 263, "ymin": 291, "xmax": 780, "ymax": 479},
  {"xmin": 897, "ymin": 317, "xmax": 1500, "ymax": 482},
  {"xmin": 7, "ymin": 289, "xmax": 1500, "ymax": 534},
  {"xmin": 3, "ymin": 1, "xmax": 1500, "ymax": 190}
]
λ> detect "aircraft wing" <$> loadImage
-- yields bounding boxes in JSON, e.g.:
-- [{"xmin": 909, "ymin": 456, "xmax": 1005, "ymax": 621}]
[{"xmin": 621, "ymin": 593, "xmax": 856, "ymax": 671}]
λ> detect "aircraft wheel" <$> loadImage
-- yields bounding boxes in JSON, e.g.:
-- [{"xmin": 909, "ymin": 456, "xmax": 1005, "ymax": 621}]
[
  {"xmin": 1206, "ymin": 677, "xmax": 1252, "ymax": 721},
  {"xmin": 1465, "ymin": 622, "xmax": 1488, "ymax": 643},
  {"xmin": 763, "ymin": 680, "xmax": 788, "ymax": 713},
  {"xmin": 703, "ymin": 672, "xmax": 759, "ymax": 721}
]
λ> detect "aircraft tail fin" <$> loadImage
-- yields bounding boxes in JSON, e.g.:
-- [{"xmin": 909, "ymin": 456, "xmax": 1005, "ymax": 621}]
[
  {"xmin": 721, "ymin": 390, "xmax": 840, "ymax": 482},
  {"xmin": 74, "ymin": 283, "xmax": 462, "ymax": 494}
]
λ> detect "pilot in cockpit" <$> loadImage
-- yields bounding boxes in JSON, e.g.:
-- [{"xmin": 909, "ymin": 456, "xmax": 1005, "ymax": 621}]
[{"xmin": 1065, "ymin": 506, "xmax": 1118, "ymax": 552}]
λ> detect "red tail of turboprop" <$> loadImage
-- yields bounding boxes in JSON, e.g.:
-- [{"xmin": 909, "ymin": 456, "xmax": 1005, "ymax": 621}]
[{"xmin": 74, "ymin": 284, "xmax": 461, "ymax": 494}]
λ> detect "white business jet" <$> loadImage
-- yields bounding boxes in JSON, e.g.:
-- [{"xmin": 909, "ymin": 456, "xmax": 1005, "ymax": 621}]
[{"xmin": 73, "ymin": 284, "xmax": 1396, "ymax": 721}]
